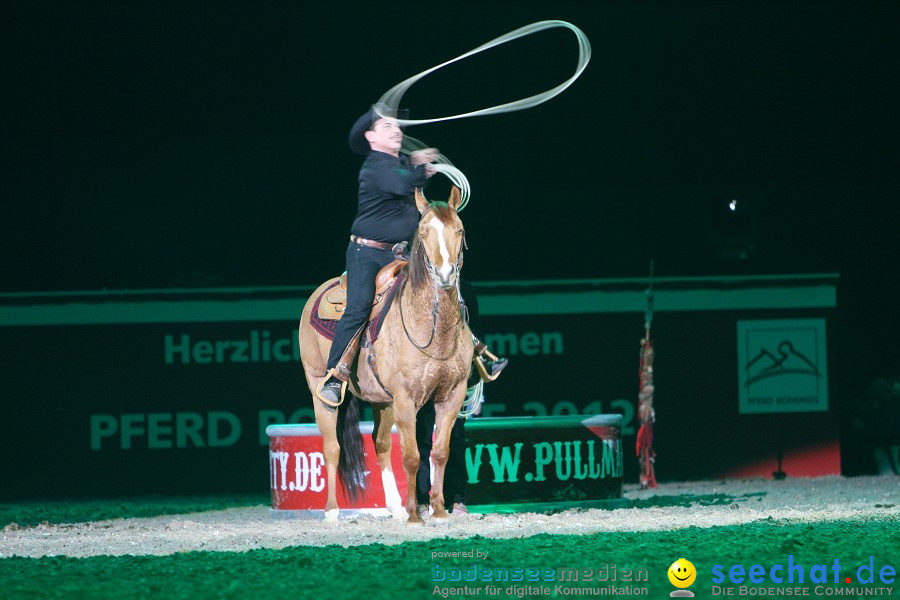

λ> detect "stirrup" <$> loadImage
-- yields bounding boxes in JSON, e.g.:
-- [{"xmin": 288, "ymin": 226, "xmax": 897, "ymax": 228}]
[
  {"xmin": 473, "ymin": 352, "xmax": 505, "ymax": 382},
  {"xmin": 315, "ymin": 369, "xmax": 348, "ymax": 408}
]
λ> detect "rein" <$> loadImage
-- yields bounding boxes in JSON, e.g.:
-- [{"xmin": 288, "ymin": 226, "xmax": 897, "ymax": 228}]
[{"xmin": 397, "ymin": 274, "xmax": 462, "ymax": 360}]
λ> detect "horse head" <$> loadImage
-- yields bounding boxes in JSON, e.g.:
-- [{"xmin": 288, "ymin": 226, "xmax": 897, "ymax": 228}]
[{"xmin": 411, "ymin": 187, "xmax": 465, "ymax": 291}]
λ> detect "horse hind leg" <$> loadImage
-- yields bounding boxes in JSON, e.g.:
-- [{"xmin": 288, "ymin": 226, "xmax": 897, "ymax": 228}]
[
  {"xmin": 300, "ymin": 308, "xmax": 342, "ymax": 521},
  {"xmin": 372, "ymin": 404, "xmax": 407, "ymax": 520},
  {"xmin": 312, "ymin": 400, "xmax": 342, "ymax": 522}
]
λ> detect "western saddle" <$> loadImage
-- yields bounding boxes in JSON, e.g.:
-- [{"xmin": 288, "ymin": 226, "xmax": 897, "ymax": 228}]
[{"xmin": 317, "ymin": 259, "xmax": 408, "ymax": 323}]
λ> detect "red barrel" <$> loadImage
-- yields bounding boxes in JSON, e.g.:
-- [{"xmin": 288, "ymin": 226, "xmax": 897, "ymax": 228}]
[{"xmin": 266, "ymin": 423, "xmax": 408, "ymax": 515}]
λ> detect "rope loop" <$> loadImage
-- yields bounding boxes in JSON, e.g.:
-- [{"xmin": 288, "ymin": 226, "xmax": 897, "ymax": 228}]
[{"xmin": 375, "ymin": 20, "xmax": 591, "ymax": 211}]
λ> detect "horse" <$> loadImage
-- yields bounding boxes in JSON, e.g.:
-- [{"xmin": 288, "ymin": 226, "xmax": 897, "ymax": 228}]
[{"xmin": 298, "ymin": 186, "xmax": 473, "ymax": 524}]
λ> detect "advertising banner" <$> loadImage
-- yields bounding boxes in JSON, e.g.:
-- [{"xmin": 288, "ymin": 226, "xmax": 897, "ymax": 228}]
[{"xmin": 465, "ymin": 415, "xmax": 624, "ymax": 511}]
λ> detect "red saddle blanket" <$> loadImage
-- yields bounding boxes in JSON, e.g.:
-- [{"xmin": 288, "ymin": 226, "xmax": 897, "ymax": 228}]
[{"xmin": 309, "ymin": 273, "xmax": 406, "ymax": 344}]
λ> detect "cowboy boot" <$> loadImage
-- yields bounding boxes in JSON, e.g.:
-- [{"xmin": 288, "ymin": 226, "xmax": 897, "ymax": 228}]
[
  {"xmin": 316, "ymin": 323, "xmax": 366, "ymax": 407},
  {"xmin": 316, "ymin": 374, "xmax": 345, "ymax": 407},
  {"xmin": 316, "ymin": 370, "xmax": 348, "ymax": 408}
]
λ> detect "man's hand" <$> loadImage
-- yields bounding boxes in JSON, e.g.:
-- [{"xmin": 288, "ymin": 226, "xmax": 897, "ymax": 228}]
[{"xmin": 409, "ymin": 148, "xmax": 440, "ymax": 165}]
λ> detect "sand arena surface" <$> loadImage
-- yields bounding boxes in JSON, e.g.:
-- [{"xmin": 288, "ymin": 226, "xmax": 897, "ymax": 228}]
[{"xmin": 2, "ymin": 476, "xmax": 897, "ymax": 559}]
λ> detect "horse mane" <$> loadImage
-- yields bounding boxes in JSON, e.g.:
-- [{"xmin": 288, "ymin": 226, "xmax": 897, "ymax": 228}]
[{"xmin": 409, "ymin": 202, "xmax": 455, "ymax": 290}]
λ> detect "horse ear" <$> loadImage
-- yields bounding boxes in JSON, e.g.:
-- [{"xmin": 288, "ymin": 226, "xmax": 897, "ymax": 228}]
[
  {"xmin": 415, "ymin": 188, "xmax": 429, "ymax": 214},
  {"xmin": 448, "ymin": 186, "xmax": 461, "ymax": 211}
]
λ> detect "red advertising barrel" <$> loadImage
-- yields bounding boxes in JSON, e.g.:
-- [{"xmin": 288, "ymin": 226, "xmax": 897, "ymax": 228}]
[{"xmin": 266, "ymin": 423, "xmax": 408, "ymax": 517}]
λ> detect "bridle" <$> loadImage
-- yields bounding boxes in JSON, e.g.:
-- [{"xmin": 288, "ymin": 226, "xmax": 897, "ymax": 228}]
[
  {"xmin": 398, "ymin": 206, "xmax": 468, "ymax": 358},
  {"xmin": 418, "ymin": 205, "xmax": 466, "ymax": 288},
  {"xmin": 420, "ymin": 238, "xmax": 466, "ymax": 292}
]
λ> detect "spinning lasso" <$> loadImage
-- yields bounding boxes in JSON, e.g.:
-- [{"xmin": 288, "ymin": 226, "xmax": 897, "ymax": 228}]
[{"xmin": 374, "ymin": 20, "xmax": 591, "ymax": 211}]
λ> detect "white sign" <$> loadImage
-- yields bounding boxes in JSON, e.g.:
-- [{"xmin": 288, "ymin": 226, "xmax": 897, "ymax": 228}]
[{"xmin": 737, "ymin": 319, "xmax": 828, "ymax": 414}]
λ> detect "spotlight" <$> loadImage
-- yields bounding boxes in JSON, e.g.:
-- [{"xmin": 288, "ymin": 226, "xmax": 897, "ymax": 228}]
[{"xmin": 706, "ymin": 197, "xmax": 757, "ymax": 262}]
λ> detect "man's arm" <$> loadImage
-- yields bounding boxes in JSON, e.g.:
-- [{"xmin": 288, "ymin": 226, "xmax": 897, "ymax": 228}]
[{"xmin": 370, "ymin": 152, "xmax": 436, "ymax": 196}]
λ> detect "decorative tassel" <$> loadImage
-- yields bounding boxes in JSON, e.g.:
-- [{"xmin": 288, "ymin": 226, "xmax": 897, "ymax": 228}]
[
  {"xmin": 636, "ymin": 337, "xmax": 657, "ymax": 489},
  {"xmin": 636, "ymin": 260, "xmax": 657, "ymax": 489}
]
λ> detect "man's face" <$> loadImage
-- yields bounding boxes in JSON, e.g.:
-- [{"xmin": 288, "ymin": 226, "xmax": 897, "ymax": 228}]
[{"xmin": 365, "ymin": 117, "xmax": 402, "ymax": 155}]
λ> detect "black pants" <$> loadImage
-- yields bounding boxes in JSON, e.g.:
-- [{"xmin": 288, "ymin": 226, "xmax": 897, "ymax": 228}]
[
  {"xmin": 416, "ymin": 400, "xmax": 467, "ymax": 508},
  {"xmin": 326, "ymin": 243, "xmax": 396, "ymax": 371}
]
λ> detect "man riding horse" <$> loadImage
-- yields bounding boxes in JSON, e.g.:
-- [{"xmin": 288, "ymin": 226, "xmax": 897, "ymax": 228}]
[{"xmin": 317, "ymin": 104, "xmax": 507, "ymax": 407}]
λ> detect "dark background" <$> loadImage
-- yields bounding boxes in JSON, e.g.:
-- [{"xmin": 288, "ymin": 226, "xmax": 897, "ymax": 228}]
[{"xmin": 2, "ymin": 2, "xmax": 898, "ymax": 422}]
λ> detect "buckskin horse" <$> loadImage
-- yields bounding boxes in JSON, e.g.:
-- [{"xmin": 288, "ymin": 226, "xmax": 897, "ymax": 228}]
[{"xmin": 298, "ymin": 186, "xmax": 473, "ymax": 524}]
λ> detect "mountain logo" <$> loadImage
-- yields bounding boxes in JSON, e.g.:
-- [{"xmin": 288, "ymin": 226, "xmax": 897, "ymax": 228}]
[{"xmin": 737, "ymin": 319, "xmax": 829, "ymax": 414}]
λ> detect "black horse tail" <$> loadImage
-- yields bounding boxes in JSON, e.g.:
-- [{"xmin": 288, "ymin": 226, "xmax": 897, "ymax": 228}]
[{"xmin": 336, "ymin": 394, "xmax": 366, "ymax": 502}]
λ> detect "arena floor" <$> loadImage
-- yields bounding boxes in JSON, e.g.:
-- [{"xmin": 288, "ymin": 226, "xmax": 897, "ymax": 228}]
[{"xmin": 2, "ymin": 476, "xmax": 897, "ymax": 599}]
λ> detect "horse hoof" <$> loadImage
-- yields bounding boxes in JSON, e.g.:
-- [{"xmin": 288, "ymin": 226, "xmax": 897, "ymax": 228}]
[
  {"xmin": 323, "ymin": 508, "xmax": 340, "ymax": 523},
  {"xmin": 407, "ymin": 515, "xmax": 425, "ymax": 525},
  {"xmin": 430, "ymin": 515, "xmax": 451, "ymax": 526},
  {"xmin": 431, "ymin": 509, "xmax": 450, "ymax": 521}
]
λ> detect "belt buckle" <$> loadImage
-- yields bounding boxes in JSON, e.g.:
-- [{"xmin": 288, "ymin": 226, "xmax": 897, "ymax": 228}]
[{"xmin": 391, "ymin": 241, "xmax": 408, "ymax": 257}]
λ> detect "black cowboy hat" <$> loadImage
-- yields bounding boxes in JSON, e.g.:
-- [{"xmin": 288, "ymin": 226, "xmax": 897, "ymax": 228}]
[{"xmin": 348, "ymin": 104, "xmax": 409, "ymax": 155}]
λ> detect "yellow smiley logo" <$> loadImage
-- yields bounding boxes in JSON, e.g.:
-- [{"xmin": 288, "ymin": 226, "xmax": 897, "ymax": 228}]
[{"xmin": 668, "ymin": 558, "xmax": 697, "ymax": 588}]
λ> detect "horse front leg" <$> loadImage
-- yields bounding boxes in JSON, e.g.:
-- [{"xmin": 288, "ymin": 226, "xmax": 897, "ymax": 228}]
[
  {"xmin": 392, "ymin": 395, "xmax": 424, "ymax": 524},
  {"xmin": 429, "ymin": 389, "xmax": 465, "ymax": 520},
  {"xmin": 372, "ymin": 404, "xmax": 407, "ymax": 520},
  {"xmin": 312, "ymin": 399, "xmax": 341, "ymax": 522}
]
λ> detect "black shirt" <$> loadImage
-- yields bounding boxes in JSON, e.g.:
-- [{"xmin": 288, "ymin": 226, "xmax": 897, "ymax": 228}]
[{"xmin": 350, "ymin": 151, "xmax": 429, "ymax": 244}]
